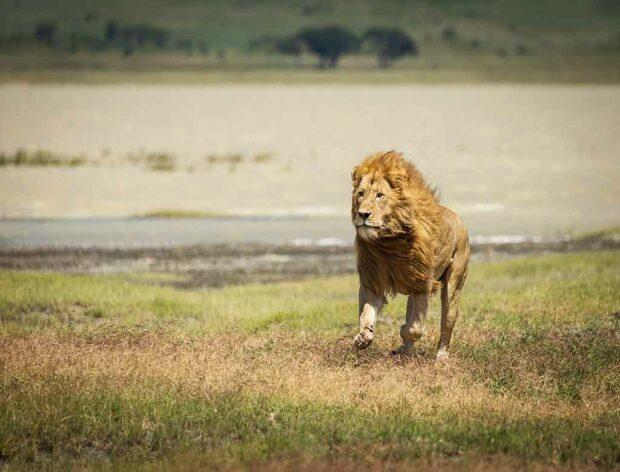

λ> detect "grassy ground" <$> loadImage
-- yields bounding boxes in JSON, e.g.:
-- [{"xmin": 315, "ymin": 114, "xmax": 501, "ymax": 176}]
[{"xmin": 1, "ymin": 250, "xmax": 619, "ymax": 469}]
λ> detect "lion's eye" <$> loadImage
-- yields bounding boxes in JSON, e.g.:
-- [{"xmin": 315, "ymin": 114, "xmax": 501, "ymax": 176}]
[
  {"xmin": 357, "ymin": 191, "xmax": 364, "ymax": 198},
  {"xmin": 376, "ymin": 192, "xmax": 384, "ymax": 199}
]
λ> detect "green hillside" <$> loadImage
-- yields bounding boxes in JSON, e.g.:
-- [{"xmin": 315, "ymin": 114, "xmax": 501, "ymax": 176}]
[
  {"xmin": 3, "ymin": 0, "xmax": 620, "ymax": 51},
  {"xmin": 1, "ymin": 0, "xmax": 619, "ymax": 82}
]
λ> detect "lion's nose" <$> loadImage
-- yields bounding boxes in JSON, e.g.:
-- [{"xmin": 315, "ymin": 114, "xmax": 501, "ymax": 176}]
[{"xmin": 358, "ymin": 211, "xmax": 372, "ymax": 220}]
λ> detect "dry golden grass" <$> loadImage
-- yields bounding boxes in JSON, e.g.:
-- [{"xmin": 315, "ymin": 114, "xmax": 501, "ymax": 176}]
[{"xmin": 1, "ymin": 329, "xmax": 605, "ymax": 419}]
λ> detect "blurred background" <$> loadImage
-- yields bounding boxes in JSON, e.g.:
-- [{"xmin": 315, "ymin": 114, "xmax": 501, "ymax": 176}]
[{"xmin": 0, "ymin": 0, "xmax": 619, "ymax": 284}]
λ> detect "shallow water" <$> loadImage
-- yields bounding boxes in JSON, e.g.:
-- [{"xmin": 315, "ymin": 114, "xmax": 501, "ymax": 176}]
[
  {"xmin": 0, "ymin": 217, "xmax": 351, "ymax": 248},
  {"xmin": 0, "ymin": 216, "xmax": 560, "ymax": 249},
  {"xmin": 1, "ymin": 83, "xmax": 618, "ymax": 244}
]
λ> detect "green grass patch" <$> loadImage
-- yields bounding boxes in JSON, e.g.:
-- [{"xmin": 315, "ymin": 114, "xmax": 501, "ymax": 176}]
[
  {"xmin": 459, "ymin": 325, "xmax": 619, "ymax": 401},
  {"xmin": 0, "ymin": 251, "xmax": 618, "ymax": 334},
  {"xmin": 1, "ymin": 379, "xmax": 617, "ymax": 467}
]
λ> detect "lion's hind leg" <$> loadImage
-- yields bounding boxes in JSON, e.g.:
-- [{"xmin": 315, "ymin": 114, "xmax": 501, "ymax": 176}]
[{"xmin": 436, "ymin": 245, "xmax": 469, "ymax": 361}]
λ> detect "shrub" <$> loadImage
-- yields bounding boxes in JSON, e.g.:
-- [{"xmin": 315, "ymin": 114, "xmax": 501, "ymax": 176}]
[
  {"xmin": 34, "ymin": 22, "xmax": 56, "ymax": 46},
  {"xmin": 296, "ymin": 26, "xmax": 359, "ymax": 68},
  {"xmin": 363, "ymin": 27, "xmax": 418, "ymax": 68},
  {"xmin": 105, "ymin": 20, "xmax": 119, "ymax": 42},
  {"xmin": 104, "ymin": 21, "xmax": 169, "ymax": 53},
  {"xmin": 147, "ymin": 153, "xmax": 175, "ymax": 172}
]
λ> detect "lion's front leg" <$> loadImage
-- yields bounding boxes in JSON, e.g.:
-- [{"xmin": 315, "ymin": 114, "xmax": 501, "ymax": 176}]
[
  {"xmin": 353, "ymin": 285, "xmax": 383, "ymax": 350},
  {"xmin": 394, "ymin": 293, "xmax": 428, "ymax": 357}
]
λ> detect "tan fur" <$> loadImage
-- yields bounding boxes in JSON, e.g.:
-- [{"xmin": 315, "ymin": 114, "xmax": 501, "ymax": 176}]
[{"xmin": 351, "ymin": 151, "xmax": 470, "ymax": 358}]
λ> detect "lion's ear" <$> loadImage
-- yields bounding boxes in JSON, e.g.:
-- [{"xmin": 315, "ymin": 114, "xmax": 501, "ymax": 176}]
[
  {"xmin": 385, "ymin": 168, "xmax": 407, "ymax": 190},
  {"xmin": 351, "ymin": 166, "xmax": 360, "ymax": 187}
]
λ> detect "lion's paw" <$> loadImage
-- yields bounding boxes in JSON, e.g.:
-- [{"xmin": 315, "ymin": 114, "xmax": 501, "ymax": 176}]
[
  {"xmin": 353, "ymin": 330, "xmax": 373, "ymax": 350},
  {"xmin": 390, "ymin": 344, "xmax": 414, "ymax": 358},
  {"xmin": 435, "ymin": 348, "xmax": 450, "ymax": 362}
]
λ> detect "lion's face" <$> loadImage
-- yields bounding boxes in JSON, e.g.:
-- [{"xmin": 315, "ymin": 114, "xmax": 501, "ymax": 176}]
[{"xmin": 351, "ymin": 171, "xmax": 397, "ymax": 241}]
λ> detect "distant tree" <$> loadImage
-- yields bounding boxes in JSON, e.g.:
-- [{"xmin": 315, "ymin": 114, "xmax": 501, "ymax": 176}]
[
  {"xmin": 123, "ymin": 25, "xmax": 150, "ymax": 47},
  {"xmin": 105, "ymin": 20, "xmax": 119, "ymax": 42},
  {"xmin": 363, "ymin": 27, "xmax": 417, "ymax": 68},
  {"xmin": 106, "ymin": 22, "xmax": 169, "ymax": 53},
  {"xmin": 34, "ymin": 22, "xmax": 56, "ymax": 46},
  {"xmin": 296, "ymin": 26, "xmax": 359, "ymax": 68},
  {"xmin": 150, "ymin": 28, "xmax": 168, "ymax": 48}
]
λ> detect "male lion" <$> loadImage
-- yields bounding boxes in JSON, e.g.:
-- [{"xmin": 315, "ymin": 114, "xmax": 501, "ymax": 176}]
[{"xmin": 351, "ymin": 151, "xmax": 469, "ymax": 360}]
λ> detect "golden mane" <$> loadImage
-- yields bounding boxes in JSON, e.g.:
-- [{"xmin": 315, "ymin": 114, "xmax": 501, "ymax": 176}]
[{"xmin": 353, "ymin": 151, "xmax": 442, "ymax": 297}]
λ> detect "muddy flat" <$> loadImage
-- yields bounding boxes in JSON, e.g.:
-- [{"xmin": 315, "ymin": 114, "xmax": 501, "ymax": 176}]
[{"xmin": 2, "ymin": 233, "xmax": 617, "ymax": 288}]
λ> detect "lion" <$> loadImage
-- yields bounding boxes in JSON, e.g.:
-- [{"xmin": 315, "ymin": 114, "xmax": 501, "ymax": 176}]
[{"xmin": 351, "ymin": 151, "xmax": 470, "ymax": 360}]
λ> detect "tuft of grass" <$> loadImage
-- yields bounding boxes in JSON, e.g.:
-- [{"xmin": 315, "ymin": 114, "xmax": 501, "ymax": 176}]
[
  {"xmin": 0, "ymin": 250, "xmax": 618, "ymax": 468},
  {"xmin": 146, "ymin": 153, "xmax": 175, "ymax": 172},
  {"xmin": 0, "ymin": 149, "xmax": 87, "ymax": 167},
  {"xmin": 206, "ymin": 153, "xmax": 244, "ymax": 172},
  {"xmin": 206, "ymin": 153, "xmax": 244, "ymax": 165}
]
